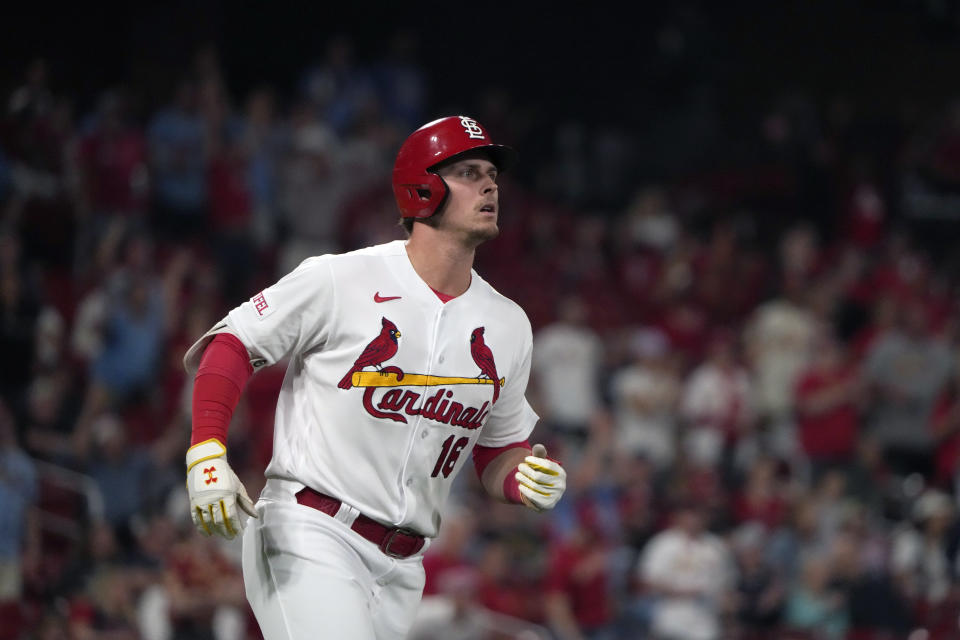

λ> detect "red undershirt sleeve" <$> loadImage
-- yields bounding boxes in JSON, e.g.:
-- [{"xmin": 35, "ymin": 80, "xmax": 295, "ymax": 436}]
[
  {"xmin": 190, "ymin": 333, "xmax": 254, "ymax": 446},
  {"xmin": 472, "ymin": 440, "xmax": 531, "ymax": 504}
]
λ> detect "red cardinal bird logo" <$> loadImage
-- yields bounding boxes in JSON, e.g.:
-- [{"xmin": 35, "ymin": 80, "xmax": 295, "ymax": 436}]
[
  {"xmin": 338, "ymin": 317, "xmax": 401, "ymax": 389},
  {"xmin": 470, "ymin": 327, "xmax": 500, "ymax": 405}
]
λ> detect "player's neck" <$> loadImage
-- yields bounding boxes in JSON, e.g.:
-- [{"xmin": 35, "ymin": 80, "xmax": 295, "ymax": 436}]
[{"xmin": 405, "ymin": 230, "xmax": 475, "ymax": 297}]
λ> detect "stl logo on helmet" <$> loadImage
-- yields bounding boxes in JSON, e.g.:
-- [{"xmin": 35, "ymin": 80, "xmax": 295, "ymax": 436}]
[{"xmin": 459, "ymin": 116, "xmax": 486, "ymax": 140}]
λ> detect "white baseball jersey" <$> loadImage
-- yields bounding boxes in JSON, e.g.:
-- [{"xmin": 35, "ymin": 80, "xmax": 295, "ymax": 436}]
[{"xmin": 184, "ymin": 240, "xmax": 538, "ymax": 537}]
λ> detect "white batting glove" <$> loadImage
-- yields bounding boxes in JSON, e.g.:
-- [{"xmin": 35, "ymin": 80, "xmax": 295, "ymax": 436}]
[
  {"xmin": 186, "ymin": 439, "xmax": 257, "ymax": 539},
  {"xmin": 516, "ymin": 444, "xmax": 567, "ymax": 512}
]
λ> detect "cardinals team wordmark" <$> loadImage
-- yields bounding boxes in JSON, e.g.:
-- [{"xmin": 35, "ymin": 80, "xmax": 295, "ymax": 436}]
[{"xmin": 339, "ymin": 320, "xmax": 503, "ymax": 427}]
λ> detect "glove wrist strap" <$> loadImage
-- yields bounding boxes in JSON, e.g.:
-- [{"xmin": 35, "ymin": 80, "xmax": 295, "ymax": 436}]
[{"xmin": 186, "ymin": 438, "xmax": 227, "ymax": 471}]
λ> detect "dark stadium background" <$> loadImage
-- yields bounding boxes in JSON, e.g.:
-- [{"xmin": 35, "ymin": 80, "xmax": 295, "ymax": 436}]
[
  {"xmin": 3, "ymin": 1, "xmax": 960, "ymax": 639},
  {"xmin": 5, "ymin": 1, "xmax": 960, "ymax": 129},
  {"xmin": 5, "ymin": 0, "xmax": 960, "ymax": 219}
]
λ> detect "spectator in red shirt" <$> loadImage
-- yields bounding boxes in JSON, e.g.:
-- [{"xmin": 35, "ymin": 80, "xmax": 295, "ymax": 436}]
[
  {"xmin": 840, "ymin": 167, "xmax": 886, "ymax": 250},
  {"xmin": 421, "ymin": 506, "xmax": 476, "ymax": 596},
  {"xmin": 76, "ymin": 91, "xmax": 148, "ymax": 222},
  {"xmin": 931, "ymin": 372, "xmax": 960, "ymax": 489},
  {"xmin": 734, "ymin": 457, "xmax": 789, "ymax": 530},
  {"xmin": 157, "ymin": 533, "xmax": 246, "ymax": 639},
  {"xmin": 794, "ymin": 328, "xmax": 862, "ymax": 480},
  {"xmin": 475, "ymin": 537, "xmax": 533, "ymax": 622},
  {"xmin": 544, "ymin": 503, "xmax": 614, "ymax": 640}
]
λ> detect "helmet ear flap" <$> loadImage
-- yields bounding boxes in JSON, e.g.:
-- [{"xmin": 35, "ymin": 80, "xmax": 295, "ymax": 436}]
[
  {"xmin": 393, "ymin": 115, "xmax": 515, "ymax": 221},
  {"xmin": 393, "ymin": 171, "xmax": 448, "ymax": 219}
]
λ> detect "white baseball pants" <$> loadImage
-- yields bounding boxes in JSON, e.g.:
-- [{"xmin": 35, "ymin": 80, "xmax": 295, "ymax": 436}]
[{"xmin": 242, "ymin": 480, "xmax": 428, "ymax": 639}]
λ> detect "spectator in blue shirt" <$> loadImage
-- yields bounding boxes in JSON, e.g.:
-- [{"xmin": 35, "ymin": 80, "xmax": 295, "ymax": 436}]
[{"xmin": 147, "ymin": 79, "xmax": 207, "ymax": 240}]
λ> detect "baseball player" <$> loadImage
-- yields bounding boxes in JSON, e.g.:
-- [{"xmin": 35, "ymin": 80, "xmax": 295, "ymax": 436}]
[{"xmin": 183, "ymin": 115, "xmax": 567, "ymax": 639}]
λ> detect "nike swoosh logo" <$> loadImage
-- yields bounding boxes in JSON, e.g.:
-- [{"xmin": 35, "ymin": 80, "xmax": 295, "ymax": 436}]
[{"xmin": 374, "ymin": 292, "xmax": 402, "ymax": 303}]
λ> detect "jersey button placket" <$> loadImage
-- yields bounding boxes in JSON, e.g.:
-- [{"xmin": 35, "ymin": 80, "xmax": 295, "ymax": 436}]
[{"xmin": 396, "ymin": 304, "xmax": 443, "ymax": 523}]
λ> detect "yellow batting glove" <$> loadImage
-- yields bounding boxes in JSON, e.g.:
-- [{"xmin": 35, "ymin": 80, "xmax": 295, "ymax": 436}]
[
  {"xmin": 186, "ymin": 439, "xmax": 257, "ymax": 539},
  {"xmin": 516, "ymin": 443, "xmax": 567, "ymax": 512}
]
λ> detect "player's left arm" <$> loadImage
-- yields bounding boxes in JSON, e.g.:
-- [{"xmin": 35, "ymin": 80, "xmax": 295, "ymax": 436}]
[
  {"xmin": 473, "ymin": 310, "xmax": 565, "ymax": 511},
  {"xmin": 473, "ymin": 441, "xmax": 566, "ymax": 512}
]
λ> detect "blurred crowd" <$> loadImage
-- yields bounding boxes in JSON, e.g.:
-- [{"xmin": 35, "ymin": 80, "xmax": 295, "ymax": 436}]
[{"xmin": 1, "ymin": 28, "xmax": 960, "ymax": 640}]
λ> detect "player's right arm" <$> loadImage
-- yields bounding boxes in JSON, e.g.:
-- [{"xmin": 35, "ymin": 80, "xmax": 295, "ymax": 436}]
[
  {"xmin": 182, "ymin": 257, "xmax": 335, "ymax": 539},
  {"xmin": 185, "ymin": 333, "xmax": 257, "ymax": 539},
  {"xmin": 183, "ymin": 257, "xmax": 335, "ymax": 539}
]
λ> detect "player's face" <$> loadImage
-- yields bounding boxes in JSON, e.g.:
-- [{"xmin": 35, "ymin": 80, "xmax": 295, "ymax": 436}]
[{"xmin": 434, "ymin": 154, "xmax": 500, "ymax": 246}]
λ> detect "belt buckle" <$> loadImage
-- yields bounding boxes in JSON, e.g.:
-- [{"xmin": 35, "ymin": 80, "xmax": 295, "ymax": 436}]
[{"xmin": 380, "ymin": 527, "xmax": 418, "ymax": 558}]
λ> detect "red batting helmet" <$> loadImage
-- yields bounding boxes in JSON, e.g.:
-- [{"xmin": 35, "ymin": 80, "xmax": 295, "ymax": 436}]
[{"xmin": 393, "ymin": 115, "xmax": 518, "ymax": 219}]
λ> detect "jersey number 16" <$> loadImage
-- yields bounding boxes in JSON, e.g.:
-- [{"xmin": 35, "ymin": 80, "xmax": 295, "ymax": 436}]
[{"xmin": 431, "ymin": 435, "xmax": 469, "ymax": 478}]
